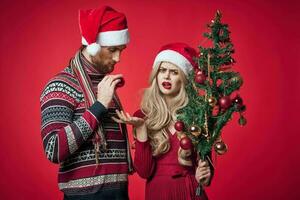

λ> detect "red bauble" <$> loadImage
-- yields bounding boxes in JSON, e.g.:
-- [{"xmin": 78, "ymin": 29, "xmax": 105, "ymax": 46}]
[
  {"xmin": 180, "ymin": 137, "xmax": 193, "ymax": 150},
  {"xmin": 116, "ymin": 77, "xmax": 125, "ymax": 88},
  {"xmin": 174, "ymin": 121, "xmax": 185, "ymax": 132},
  {"xmin": 219, "ymin": 96, "xmax": 232, "ymax": 109},
  {"xmin": 195, "ymin": 69, "xmax": 205, "ymax": 75},
  {"xmin": 233, "ymin": 95, "xmax": 243, "ymax": 106},
  {"xmin": 194, "ymin": 73, "xmax": 206, "ymax": 84}
]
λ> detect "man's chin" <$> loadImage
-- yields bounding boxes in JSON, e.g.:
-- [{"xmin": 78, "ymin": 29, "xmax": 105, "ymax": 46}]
[{"xmin": 106, "ymin": 66, "xmax": 114, "ymax": 74}]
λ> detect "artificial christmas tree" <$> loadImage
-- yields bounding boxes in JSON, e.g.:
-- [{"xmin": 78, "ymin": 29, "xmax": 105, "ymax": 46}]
[{"xmin": 175, "ymin": 10, "xmax": 247, "ymax": 195}]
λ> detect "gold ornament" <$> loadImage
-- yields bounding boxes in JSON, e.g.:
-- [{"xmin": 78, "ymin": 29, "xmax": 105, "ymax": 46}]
[
  {"xmin": 230, "ymin": 76, "xmax": 243, "ymax": 87},
  {"xmin": 189, "ymin": 125, "xmax": 201, "ymax": 137},
  {"xmin": 214, "ymin": 140, "xmax": 228, "ymax": 155},
  {"xmin": 177, "ymin": 132, "xmax": 187, "ymax": 140},
  {"xmin": 208, "ymin": 97, "xmax": 217, "ymax": 107}
]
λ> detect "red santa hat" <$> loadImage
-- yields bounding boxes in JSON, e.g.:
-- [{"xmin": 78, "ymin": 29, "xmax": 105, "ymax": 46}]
[
  {"xmin": 153, "ymin": 43, "xmax": 198, "ymax": 76},
  {"xmin": 79, "ymin": 6, "xmax": 129, "ymax": 56}
]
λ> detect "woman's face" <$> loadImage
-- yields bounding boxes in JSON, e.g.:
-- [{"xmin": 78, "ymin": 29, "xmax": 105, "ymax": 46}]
[{"xmin": 156, "ymin": 62, "xmax": 183, "ymax": 97}]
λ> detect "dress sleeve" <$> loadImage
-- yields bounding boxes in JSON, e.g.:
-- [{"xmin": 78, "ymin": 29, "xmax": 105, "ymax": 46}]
[{"xmin": 134, "ymin": 139, "xmax": 156, "ymax": 179}]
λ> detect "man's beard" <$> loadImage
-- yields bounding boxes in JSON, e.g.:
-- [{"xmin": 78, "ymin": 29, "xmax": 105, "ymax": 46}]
[
  {"xmin": 92, "ymin": 58, "xmax": 115, "ymax": 74},
  {"xmin": 98, "ymin": 64, "xmax": 114, "ymax": 74}
]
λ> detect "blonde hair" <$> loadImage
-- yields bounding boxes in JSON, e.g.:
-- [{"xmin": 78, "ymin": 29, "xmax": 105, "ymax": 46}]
[{"xmin": 141, "ymin": 62, "xmax": 192, "ymax": 166}]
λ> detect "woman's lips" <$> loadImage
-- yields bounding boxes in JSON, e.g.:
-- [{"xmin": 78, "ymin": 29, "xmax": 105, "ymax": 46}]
[{"xmin": 162, "ymin": 82, "xmax": 172, "ymax": 89}]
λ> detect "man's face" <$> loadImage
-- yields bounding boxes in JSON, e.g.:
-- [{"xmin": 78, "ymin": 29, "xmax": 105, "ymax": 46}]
[{"xmin": 91, "ymin": 45, "xmax": 126, "ymax": 74}]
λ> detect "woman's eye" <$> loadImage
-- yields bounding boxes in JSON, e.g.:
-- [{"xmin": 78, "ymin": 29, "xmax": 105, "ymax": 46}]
[
  {"xmin": 171, "ymin": 71, "xmax": 178, "ymax": 75},
  {"xmin": 159, "ymin": 68, "xmax": 167, "ymax": 72}
]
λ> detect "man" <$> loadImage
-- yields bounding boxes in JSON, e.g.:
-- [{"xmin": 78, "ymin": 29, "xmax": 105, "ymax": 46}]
[{"xmin": 40, "ymin": 6, "xmax": 132, "ymax": 200}]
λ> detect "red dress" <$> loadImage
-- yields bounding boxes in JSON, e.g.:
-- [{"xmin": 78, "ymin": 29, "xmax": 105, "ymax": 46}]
[{"xmin": 134, "ymin": 129, "xmax": 209, "ymax": 200}]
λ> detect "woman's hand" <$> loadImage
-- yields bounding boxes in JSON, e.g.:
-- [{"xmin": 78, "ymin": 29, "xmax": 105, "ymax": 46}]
[
  {"xmin": 112, "ymin": 110, "xmax": 145, "ymax": 128},
  {"xmin": 112, "ymin": 110, "xmax": 147, "ymax": 142},
  {"xmin": 195, "ymin": 159, "xmax": 212, "ymax": 186}
]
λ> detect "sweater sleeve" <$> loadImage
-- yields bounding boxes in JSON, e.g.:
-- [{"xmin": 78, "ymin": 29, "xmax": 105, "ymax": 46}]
[
  {"xmin": 40, "ymin": 78, "xmax": 107, "ymax": 164},
  {"xmin": 134, "ymin": 139, "xmax": 156, "ymax": 179}
]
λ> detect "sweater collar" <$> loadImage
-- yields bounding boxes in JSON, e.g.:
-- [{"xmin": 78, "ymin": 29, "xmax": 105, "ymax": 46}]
[{"xmin": 79, "ymin": 50, "xmax": 105, "ymax": 81}]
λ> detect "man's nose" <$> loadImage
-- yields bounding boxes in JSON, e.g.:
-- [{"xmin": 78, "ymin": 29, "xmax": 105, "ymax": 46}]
[{"xmin": 112, "ymin": 51, "xmax": 120, "ymax": 63}]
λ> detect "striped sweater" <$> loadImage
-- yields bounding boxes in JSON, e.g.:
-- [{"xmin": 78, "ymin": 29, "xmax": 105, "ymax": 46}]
[{"xmin": 40, "ymin": 52, "xmax": 131, "ymax": 195}]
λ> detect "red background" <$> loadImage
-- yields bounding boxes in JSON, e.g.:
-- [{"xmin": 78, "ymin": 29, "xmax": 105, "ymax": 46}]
[{"xmin": 0, "ymin": 0, "xmax": 299, "ymax": 199}]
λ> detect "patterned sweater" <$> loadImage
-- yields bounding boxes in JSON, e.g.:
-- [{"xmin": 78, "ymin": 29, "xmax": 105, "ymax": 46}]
[{"xmin": 40, "ymin": 52, "xmax": 131, "ymax": 195}]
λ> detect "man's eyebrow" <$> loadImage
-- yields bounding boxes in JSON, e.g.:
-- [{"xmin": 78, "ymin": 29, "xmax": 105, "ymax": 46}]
[{"xmin": 117, "ymin": 46, "xmax": 126, "ymax": 50}]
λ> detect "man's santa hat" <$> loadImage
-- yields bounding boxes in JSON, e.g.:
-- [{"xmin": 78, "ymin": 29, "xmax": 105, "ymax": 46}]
[
  {"xmin": 153, "ymin": 43, "xmax": 198, "ymax": 76},
  {"xmin": 79, "ymin": 6, "xmax": 129, "ymax": 56}
]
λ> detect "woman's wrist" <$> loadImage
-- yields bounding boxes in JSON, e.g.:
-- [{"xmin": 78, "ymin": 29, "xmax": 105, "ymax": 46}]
[{"xmin": 135, "ymin": 124, "xmax": 148, "ymax": 142}]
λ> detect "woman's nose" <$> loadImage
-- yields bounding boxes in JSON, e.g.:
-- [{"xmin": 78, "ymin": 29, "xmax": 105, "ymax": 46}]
[{"xmin": 164, "ymin": 70, "xmax": 171, "ymax": 79}]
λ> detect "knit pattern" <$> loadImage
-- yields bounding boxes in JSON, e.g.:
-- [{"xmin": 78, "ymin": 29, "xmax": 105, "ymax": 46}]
[{"xmin": 40, "ymin": 56, "xmax": 130, "ymax": 195}]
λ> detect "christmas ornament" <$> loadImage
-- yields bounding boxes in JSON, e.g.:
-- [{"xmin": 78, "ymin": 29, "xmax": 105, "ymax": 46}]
[
  {"xmin": 240, "ymin": 105, "xmax": 246, "ymax": 112},
  {"xmin": 233, "ymin": 95, "xmax": 243, "ymax": 105},
  {"xmin": 189, "ymin": 125, "xmax": 201, "ymax": 137},
  {"xmin": 233, "ymin": 95, "xmax": 243, "ymax": 110},
  {"xmin": 195, "ymin": 69, "xmax": 205, "ymax": 75},
  {"xmin": 219, "ymin": 96, "xmax": 232, "ymax": 109},
  {"xmin": 116, "ymin": 77, "xmax": 125, "ymax": 88},
  {"xmin": 238, "ymin": 115, "xmax": 247, "ymax": 126},
  {"xmin": 180, "ymin": 136, "xmax": 193, "ymax": 150},
  {"xmin": 175, "ymin": 121, "xmax": 185, "ymax": 132},
  {"xmin": 208, "ymin": 97, "xmax": 217, "ymax": 107},
  {"xmin": 195, "ymin": 73, "xmax": 206, "ymax": 84},
  {"xmin": 230, "ymin": 75, "xmax": 243, "ymax": 87},
  {"xmin": 214, "ymin": 140, "xmax": 228, "ymax": 155}
]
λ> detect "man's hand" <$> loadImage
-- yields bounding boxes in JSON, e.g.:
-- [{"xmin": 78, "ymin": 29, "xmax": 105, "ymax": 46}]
[
  {"xmin": 97, "ymin": 74, "xmax": 123, "ymax": 108},
  {"xmin": 195, "ymin": 159, "xmax": 212, "ymax": 186}
]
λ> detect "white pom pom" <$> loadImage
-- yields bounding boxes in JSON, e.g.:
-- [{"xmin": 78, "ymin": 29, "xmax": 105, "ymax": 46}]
[{"xmin": 86, "ymin": 43, "xmax": 101, "ymax": 56}]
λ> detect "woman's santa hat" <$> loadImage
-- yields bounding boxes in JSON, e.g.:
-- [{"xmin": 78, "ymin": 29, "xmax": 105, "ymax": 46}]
[
  {"xmin": 79, "ymin": 6, "xmax": 129, "ymax": 56},
  {"xmin": 153, "ymin": 43, "xmax": 198, "ymax": 76}
]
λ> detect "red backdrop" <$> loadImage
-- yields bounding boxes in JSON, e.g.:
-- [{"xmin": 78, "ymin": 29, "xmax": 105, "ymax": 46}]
[{"xmin": 0, "ymin": 0, "xmax": 299, "ymax": 199}]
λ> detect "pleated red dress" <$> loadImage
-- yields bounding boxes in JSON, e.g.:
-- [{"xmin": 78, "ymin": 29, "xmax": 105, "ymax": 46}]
[{"xmin": 134, "ymin": 129, "xmax": 209, "ymax": 200}]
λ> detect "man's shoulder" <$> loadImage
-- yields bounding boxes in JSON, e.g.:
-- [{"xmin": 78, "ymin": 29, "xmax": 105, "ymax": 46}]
[
  {"xmin": 52, "ymin": 65, "xmax": 77, "ymax": 82},
  {"xmin": 40, "ymin": 66, "xmax": 83, "ymax": 101}
]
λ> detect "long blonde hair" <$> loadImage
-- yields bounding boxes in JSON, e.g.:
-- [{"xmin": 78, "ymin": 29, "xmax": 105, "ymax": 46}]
[{"xmin": 141, "ymin": 62, "xmax": 189, "ymax": 159}]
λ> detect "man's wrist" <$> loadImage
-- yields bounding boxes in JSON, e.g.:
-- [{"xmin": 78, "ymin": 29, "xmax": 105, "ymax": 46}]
[
  {"xmin": 97, "ymin": 99, "xmax": 109, "ymax": 109},
  {"xmin": 89, "ymin": 101, "xmax": 108, "ymax": 121}
]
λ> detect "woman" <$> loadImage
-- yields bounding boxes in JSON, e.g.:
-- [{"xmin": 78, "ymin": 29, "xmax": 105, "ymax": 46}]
[{"xmin": 113, "ymin": 43, "xmax": 213, "ymax": 200}]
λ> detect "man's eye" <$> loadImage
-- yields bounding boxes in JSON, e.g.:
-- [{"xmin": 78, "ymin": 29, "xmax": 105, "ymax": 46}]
[{"xmin": 109, "ymin": 49, "xmax": 116, "ymax": 52}]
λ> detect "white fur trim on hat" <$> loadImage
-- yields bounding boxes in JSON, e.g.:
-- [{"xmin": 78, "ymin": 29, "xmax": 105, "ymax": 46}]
[
  {"xmin": 86, "ymin": 43, "xmax": 101, "ymax": 56},
  {"xmin": 98, "ymin": 29, "xmax": 129, "ymax": 46},
  {"xmin": 153, "ymin": 50, "xmax": 193, "ymax": 75}
]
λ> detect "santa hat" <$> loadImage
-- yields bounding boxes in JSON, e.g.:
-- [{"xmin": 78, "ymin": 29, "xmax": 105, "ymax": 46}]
[
  {"xmin": 79, "ymin": 6, "xmax": 129, "ymax": 56},
  {"xmin": 153, "ymin": 43, "xmax": 198, "ymax": 76}
]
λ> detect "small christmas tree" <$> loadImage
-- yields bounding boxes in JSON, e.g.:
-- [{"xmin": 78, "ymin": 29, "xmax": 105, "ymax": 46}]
[{"xmin": 175, "ymin": 10, "xmax": 247, "ymax": 195}]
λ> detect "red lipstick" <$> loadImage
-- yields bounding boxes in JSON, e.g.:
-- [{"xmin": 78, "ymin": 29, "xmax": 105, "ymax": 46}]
[{"xmin": 162, "ymin": 82, "xmax": 172, "ymax": 90}]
